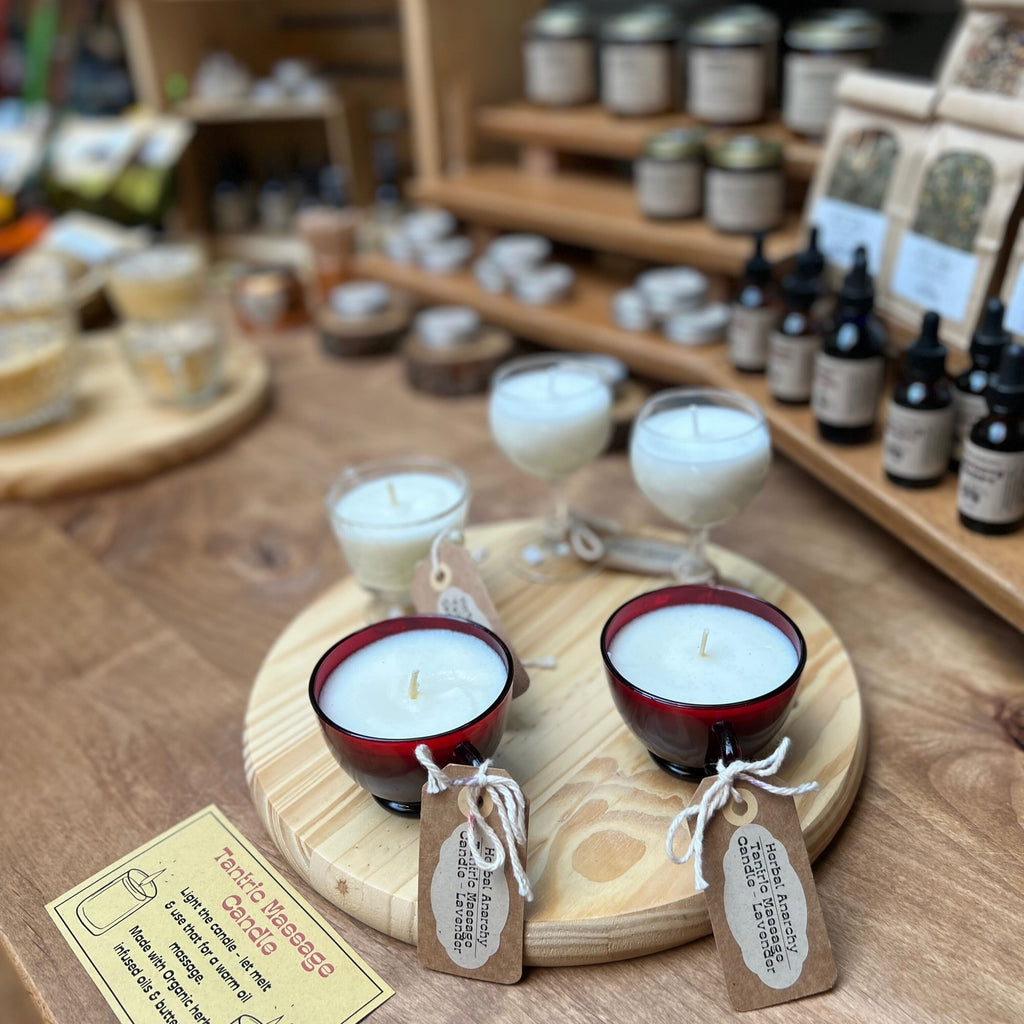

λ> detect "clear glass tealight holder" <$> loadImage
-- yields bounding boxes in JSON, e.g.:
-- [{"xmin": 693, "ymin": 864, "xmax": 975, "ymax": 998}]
[
  {"xmin": 326, "ymin": 456, "xmax": 470, "ymax": 619},
  {"xmin": 630, "ymin": 387, "xmax": 772, "ymax": 584}
]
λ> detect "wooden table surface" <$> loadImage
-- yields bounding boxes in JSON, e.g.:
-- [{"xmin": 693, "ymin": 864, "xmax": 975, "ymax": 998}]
[{"xmin": 2, "ymin": 327, "xmax": 1022, "ymax": 1024}]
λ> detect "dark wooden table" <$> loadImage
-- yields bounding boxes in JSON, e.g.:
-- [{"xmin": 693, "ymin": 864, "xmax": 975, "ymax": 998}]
[{"xmin": 2, "ymin": 328, "xmax": 1022, "ymax": 1023}]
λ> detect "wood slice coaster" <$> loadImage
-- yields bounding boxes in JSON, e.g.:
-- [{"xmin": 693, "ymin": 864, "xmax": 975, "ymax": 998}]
[
  {"xmin": 244, "ymin": 520, "xmax": 866, "ymax": 967},
  {"xmin": 402, "ymin": 327, "xmax": 515, "ymax": 395},
  {"xmin": 0, "ymin": 335, "xmax": 270, "ymax": 499},
  {"xmin": 317, "ymin": 303, "xmax": 413, "ymax": 358}
]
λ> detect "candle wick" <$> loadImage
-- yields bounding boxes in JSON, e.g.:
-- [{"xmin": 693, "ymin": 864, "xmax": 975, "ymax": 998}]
[
  {"xmin": 408, "ymin": 669, "xmax": 420, "ymax": 701},
  {"xmin": 140, "ymin": 869, "xmax": 164, "ymax": 885},
  {"xmin": 691, "ymin": 405, "xmax": 701, "ymax": 438},
  {"xmin": 386, "ymin": 481, "xmax": 399, "ymax": 506},
  {"xmin": 699, "ymin": 628, "xmax": 709, "ymax": 658}
]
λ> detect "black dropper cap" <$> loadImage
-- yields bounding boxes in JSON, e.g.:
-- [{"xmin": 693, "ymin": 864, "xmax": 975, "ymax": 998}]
[
  {"xmin": 837, "ymin": 246, "xmax": 873, "ymax": 313},
  {"xmin": 970, "ymin": 298, "xmax": 1011, "ymax": 370},
  {"xmin": 743, "ymin": 233, "xmax": 772, "ymax": 286},
  {"xmin": 987, "ymin": 343, "xmax": 1024, "ymax": 414},
  {"xmin": 799, "ymin": 226, "xmax": 825, "ymax": 282},
  {"xmin": 904, "ymin": 311, "xmax": 946, "ymax": 378}
]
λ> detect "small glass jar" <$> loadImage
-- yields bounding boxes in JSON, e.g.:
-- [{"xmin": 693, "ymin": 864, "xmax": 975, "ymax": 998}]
[
  {"xmin": 705, "ymin": 135, "xmax": 784, "ymax": 234},
  {"xmin": 120, "ymin": 316, "xmax": 225, "ymax": 407},
  {"xmin": 0, "ymin": 269, "xmax": 79, "ymax": 436},
  {"xmin": 687, "ymin": 9, "xmax": 767, "ymax": 126},
  {"xmin": 108, "ymin": 244, "xmax": 206, "ymax": 321},
  {"xmin": 600, "ymin": 6, "xmax": 679, "ymax": 117},
  {"xmin": 783, "ymin": 10, "xmax": 884, "ymax": 138},
  {"xmin": 635, "ymin": 128, "xmax": 705, "ymax": 220},
  {"xmin": 523, "ymin": 4, "xmax": 596, "ymax": 107}
]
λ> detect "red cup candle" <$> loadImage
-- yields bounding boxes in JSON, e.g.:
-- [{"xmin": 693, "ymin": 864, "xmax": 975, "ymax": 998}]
[
  {"xmin": 601, "ymin": 585, "xmax": 806, "ymax": 779},
  {"xmin": 309, "ymin": 614, "xmax": 514, "ymax": 815}
]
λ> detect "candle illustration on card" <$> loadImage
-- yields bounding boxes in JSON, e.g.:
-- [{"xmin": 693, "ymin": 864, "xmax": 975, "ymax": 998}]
[{"xmin": 76, "ymin": 866, "xmax": 163, "ymax": 935}]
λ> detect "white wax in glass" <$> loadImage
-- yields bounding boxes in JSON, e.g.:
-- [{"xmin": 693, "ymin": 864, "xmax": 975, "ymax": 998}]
[
  {"xmin": 318, "ymin": 628, "xmax": 507, "ymax": 738},
  {"xmin": 609, "ymin": 604, "xmax": 798, "ymax": 705},
  {"xmin": 489, "ymin": 367, "xmax": 612, "ymax": 479},
  {"xmin": 631, "ymin": 405, "xmax": 771, "ymax": 528},
  {"xmin": 330, "ymin": 472, "xmax": 466, "ymax": 594}
]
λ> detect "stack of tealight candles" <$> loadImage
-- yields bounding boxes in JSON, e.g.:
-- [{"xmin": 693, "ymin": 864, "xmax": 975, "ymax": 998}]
[
  {"xmin": 475, "ymin": 233, "xmax": 576, "ymax": 307},
  {"xmin": 385, "ymin": 208, "xmax": 474, "ymax": 276},
  {"xmin": 612, "ymin": 266, "xmax": 730, "ymax": 345}
]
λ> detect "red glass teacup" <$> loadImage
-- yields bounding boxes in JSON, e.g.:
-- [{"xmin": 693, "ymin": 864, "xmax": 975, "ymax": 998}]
[
  {"xmin": 600, "ymin": 585, "xmax": 807, "ymax": 779},
  {"xmin": 309, "ymin": 614, "xmax": 514, "ymax": 816}
]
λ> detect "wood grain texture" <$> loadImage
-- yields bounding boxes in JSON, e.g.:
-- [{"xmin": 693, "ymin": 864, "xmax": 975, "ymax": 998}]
[
  {"xmin": 0, "ymin": 336, "xmax": 269, "ymax": 499},
  {"xmin": 4, "ymin": 326, "xmax": 1024, "ymax": 1024},
  {"xmin": 410, "ymin": 165, "xmax": 804, "ymax": 274},
  {"xmin": 357, "ymin": 254, "xmax": 1024, "ymax": 634},
  {"xmin": 244, "ymin": 520, "xmax": 865, "ymax": 966}
]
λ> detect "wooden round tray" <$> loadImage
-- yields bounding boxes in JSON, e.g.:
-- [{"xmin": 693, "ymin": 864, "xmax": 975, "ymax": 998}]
[
  {"xmin": 244, "ymin": 520, "xmax": 866, "ymax": 966},
  {"xmin": 0, "ymin": 335, "xmax": 270, "ymax": 499}
]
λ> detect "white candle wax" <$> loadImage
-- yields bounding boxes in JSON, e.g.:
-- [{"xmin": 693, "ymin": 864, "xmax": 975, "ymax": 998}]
[
  {"xmin": 609, "ymin": 604, "xmax": 798, "ymax": 704},
  {"xmin": 490, "ymin": 367, "xmax": 612, "ymax": 479},
  {"xmin": 330, "ymin": 471, "xmax": 466, "ymax": 594},
  {"xmin": 319, "ymin": 628, "xmax": 507, "ymax": 738},
  {"xmin": 631, "ymin": 405, "xmax": 771, "ymax": 528}
]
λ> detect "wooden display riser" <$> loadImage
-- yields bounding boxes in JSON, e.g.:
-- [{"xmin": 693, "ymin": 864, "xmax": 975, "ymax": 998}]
[
  {"xmin": 244, "ymin": 521, "xmax": 865, "ymax": 967},
  {"xmin": 410, "ymin": 165, "xmax": 804, "ymax": 276},
  {"xmin": 356, "ymin": 253, "xmax": 1024, "ymax": 634},
  {"xmin": 0, "ymin": 335, "xmax": 270, "ymax": 500},
  {"xmin": 476, "ymin": 102, "xmax": 822, "ymax": 180}
]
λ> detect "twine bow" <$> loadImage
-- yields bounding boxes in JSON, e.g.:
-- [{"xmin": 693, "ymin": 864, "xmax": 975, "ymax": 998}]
[
  {"xmin": 415, "ymin": 745, "xmax": 533, "ymax": 900},
  {"xmin": 665, "ymin": 737, "xmax": 819, "ymax": 891}
]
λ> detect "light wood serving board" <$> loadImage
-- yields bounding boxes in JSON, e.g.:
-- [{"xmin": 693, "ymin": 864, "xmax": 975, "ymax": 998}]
[
  {"xmin": 244, "ymin": 520, "xmax": 866, "ymax": 967},
  {"xmin": 0, "ymin": 336, "xmax": 270, "ymax": 499}
]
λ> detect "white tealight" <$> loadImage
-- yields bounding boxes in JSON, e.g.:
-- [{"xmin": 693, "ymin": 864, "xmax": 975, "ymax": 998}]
[
  {"xmin": 663, "ymin": 302, "xmax": 730, "ymax": 346},
  {"xmin": 490, "ymin": 366, "xmax": 612, "ymax": 479},
  {"xmin": 330, "ymin": 281, "xmax": 391, "ymax": 320},
  {"xmin": 487, "ymin": 234, "xmax": 552, "ymax": 275},
  {"xmin": 318, "ymin": 628, "xmax": 507, "ymax": 739},
  {"xmin": 329, "ymin": 471, "xmax": 468, "ymax": 595},
  {"xmin": 419, "ymin": 235, "xmax": 473, "ymax": 275},
  {"xmin": 637, "ymin": 267, "xmax": 708, "ymax": 317},
  {"xmin": 608, "ymin": 604, "xmax": 798, "ymax": 705},
  {"xmin": 512, "ymin": 263, "xmax": 575, "ymax": 306},
  {"xmin": 402, "ymin": 208, "xmax": 456, "ymax": 245},
  {"xmin": 612, "ymin": 288, "xmax": 654, "ymax": 332},
  {"xmin": 474, "ymin": 258, "xmax": 507, "ymax": 294},
  {"xmin": 415, "ymin": 305, "xmax": 481, "ymax": 348},
  {"xmin": 631, "ymin": 405, "xmax": 771, "ymax": 528}
]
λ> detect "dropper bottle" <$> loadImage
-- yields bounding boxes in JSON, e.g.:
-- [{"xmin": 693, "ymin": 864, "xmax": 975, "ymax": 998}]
[
  {"xmin": 957, "ymin": 344, "xmax": 1024, "ymax": 534},
  {"xmin": 767, "ymin": 242, "xmax": 824, "ymax": 405},
  {"xmin": 727, "ymin": 233, "xmax": 780, "ymax": 373},
  {"xmin": 882, "ymin": 311, "xmax": 953, "ymax": 488}
]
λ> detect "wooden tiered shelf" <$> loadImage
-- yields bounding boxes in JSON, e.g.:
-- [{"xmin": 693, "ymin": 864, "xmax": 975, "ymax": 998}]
[
  {"xmin": 358, "ymin": 252, "xmax": 1024, "ymax": 633},
  {"xmin": 411, "ymin": 165, "xmax": 804, "ymax": 276},
  {"xmin": 476, "ymin": 102, "xmax": 822, "ymax": 180}
]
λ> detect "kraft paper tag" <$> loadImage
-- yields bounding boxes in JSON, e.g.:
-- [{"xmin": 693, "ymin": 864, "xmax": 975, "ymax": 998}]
[
  {"xmin": 688, "ymin": 779, "xmax": 836, "ymax": 1012},
  {"xmin": 46, "ymin": 805, "xmax": 393, "ymax": 1024},
  {"xmin": 416, "ymin": 765, "xmax": 527, "ymax": 985},
  {"xmin": 411, "ymin": 540, "xmax": 530, "ymax": 697}
]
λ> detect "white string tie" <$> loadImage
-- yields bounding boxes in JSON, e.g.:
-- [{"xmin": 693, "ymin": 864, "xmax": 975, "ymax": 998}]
[
  {"xmin": 521, "ymin": 656, "xmax": 557, "ymax": 669},
  {"xmin": 568, "ymin": 519, "xmax": 606, "ymax": 563},
  {"xmin": 429, "ymin": 528, "xmax": 463, "ymax": 583},
  {"xmin": 415, "ymin": 745, "xmax": 533, "ymax": 900},
  {"xmin": 665, "ymin": 737, "xmax": 818, "ymax": 892}
]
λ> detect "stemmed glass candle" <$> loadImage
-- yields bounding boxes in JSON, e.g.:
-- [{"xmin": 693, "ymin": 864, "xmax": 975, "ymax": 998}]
[
  {"xmin": 309, "ymin": 615, "xmax": 515, "ymax": 814},
  {"xmin": 601, "ymin": 585, "xmax": 806, "ymax": 778},
  {"xmin": 327, "ymin": 457, "xmax": 469, "ymax": 617},
  {"xmin": 630, "ymin": 388, "xmax": 771, "ymax": 584},
  {"xmin": 489, "ymin": 354, "xmax": 612, "ymax": 582}
]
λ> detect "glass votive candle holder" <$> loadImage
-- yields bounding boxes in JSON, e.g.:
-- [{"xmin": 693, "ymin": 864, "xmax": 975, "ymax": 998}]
[
  {"xmin": 309, "ymin": 614, "xmax": 515, "ymax": 815},
  {"xmin": 601, "ymin": 584, "xmax": 806, "ymax": 779},
  {"xmin": 120, "ymin": 315, "xmax": 226, "ymax": 407},
  {"xmin": 107, "ymin": 244, "xmax": 206, "ymax": 321},
  {"xmin": 326, "ymin": 456, "xmax": 470, "ymax": 617}
]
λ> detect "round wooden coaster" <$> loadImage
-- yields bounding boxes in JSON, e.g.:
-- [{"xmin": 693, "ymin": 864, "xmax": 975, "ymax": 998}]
[
  {"xmin": 0, "ymin": 335, "xmax": 270, "ymax": 499},
  {"xmin": 402, "ymin": 326, "xmax": 515, "ymax": 395},
  {"xmin": 243, "ymin": 520, "xmax": 866, "ymax": 967},
  {"xmin": 316, "ymin": 303, "xmax": 412, "ymax": 358}
]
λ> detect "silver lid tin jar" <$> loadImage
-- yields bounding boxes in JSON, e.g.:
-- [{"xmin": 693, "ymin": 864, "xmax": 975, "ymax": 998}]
[
  {"xmin": 705, "ymin": 135, "xmax": 784, "ymax": 234},
  {"xmin": 635, "ymin": 128, "xmax": 705, "ymax": 220},
  {"xmin": 687, "ymin": 9, "xmax": 768, "ymax": 125}
]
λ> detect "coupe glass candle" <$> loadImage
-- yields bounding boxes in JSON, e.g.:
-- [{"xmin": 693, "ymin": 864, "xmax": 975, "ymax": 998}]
[
  {"xmin": 489, "ymin": 354, "xmax": 612, "ymax": 582},
  {"xmin": 326, "ymin": 456, "xmax": 469, "ymax": 617},
  {"xmin": 630, "ymin": 388, "xmax": 771, "ymax": 583},
  {"xmin": 601, "ymin": 585, "xmax": 806, "ymax": 778},
  {"xmin": 309, "ymin": 615, "xmax": 514, "ymax": 814}
]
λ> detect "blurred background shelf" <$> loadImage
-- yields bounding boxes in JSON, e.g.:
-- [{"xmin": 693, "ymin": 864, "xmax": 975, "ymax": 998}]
[{"xmin": 175, "ymin": 97, "xmax": 343, "ymax": 122}]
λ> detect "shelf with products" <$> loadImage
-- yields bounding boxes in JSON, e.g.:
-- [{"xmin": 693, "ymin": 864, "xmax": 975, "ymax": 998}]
[
  {"xmin": 355, "ymin": 251, "xmax": 1024, "ymax": 632},
  {"xmin": 410, "ymin": 165, "xmax": 805, "ymax": 277},
  {"xmin": 475, "ymin": 103, "xmax": 822, "ymax": 181},
  {"xmin": 175, "ymin": 97, "xmax": 343, "ymax": 123}
]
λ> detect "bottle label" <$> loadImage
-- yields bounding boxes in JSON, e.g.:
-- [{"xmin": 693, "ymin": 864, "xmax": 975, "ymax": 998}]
[
  {"xmin": 768, "ymin": 332, "xmax": 817, "ymax": 402},
  {"xmin": 812, "ymin": 353, "xmax": 885, "ymax": 428},
  {"xmin": 1005, "ymin": 260, "xmax": 1024, "ymax": 336},
  {"xmin": 636, "ymin": 158, "xmax": 702, "ymax": 218},
  {"xmin": 891, "ymin": 231, "xmax": 979, "ymax": 325},
  {"xmin": 524, "ymin": 38, "xmax": 594, "ymax": 106},
  {"xmin": 958, "ymin": 442, "xmax": 1024, "ymax": 524},
  {"xmin": 951, "ymin": 389, "xmax": 990, "ymax": 462},
  {"xmin": 783, "ymin": 52, "xmax": 870, "ymax": 136},
  {"xmin": 688, "ymin": 46, "xmax": 764, "ymax": 123},
  {"xmin": 811, "ymin": 197, "xmax": 888, "ymax": 276},
  {"xmin": 706, "ymin": 168, "xmax": 784, "ymax": 234},
  {"xmin": 601, "ymin": 44, "xmax": 671, "ymax": 115},
  {"xmin": 728, "ymin": 305, "xmax": 778, "ymax": 370},
  {"xmin": 882, "ymin": 401, "xmax": 954, "ymax": 480}
]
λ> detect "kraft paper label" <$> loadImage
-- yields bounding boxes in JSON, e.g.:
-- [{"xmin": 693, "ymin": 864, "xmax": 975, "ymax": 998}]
[
  {"xmin": 892, "ymin": 231, "xmax": 978, "ymax": 325},
  {"xmin": 706, "ymin": 169, "xmax": 783, "ymax": 234},
  {"xmin": 882, "ymin": 402, "xmax": 954, "ymax": 480},
  {"xmin": 768, "ymin": 331, "xmax": 817, "ymax": 402},
  {"xmin": 951, "ymin": 387, "xmax": 990, "ymax": 461},
  {"xmin": 46, "ymin": 806, "xmax": 393, "ymax": 1024},
  {"xmin": 728, "ymin": 303, "xmax": 778, "ymax": 370},
  {"xmin": 689, "ymin": 46, "xmax": 764, "ymax": 123},
  {"xmin": 636, "ymin": 158, "xmax": 702, "ymax": 218},
  {"xmin": 783, "ymin": 52, "xmax": 869, "ymax": 135},
  {"xmin": 958, "ymin": 442, "xmax": 1024, "ymax": 524},
  {"xmin": 524, "ymin": 38, "xmax": 593, "ymax": 106},
  {"xmin": 687, "ymin": 779, "xmax": 835, "ymax": 1011},
  {"xmin": 812, "ymin": 353, "xmax": 884, "ymax": 428},
  {"xmin": 811, "ymin": 197, "xmax": 888, "ymax": 275},
  {"xmin": 601, "ymin": 44, "xmax": 671, "ymax": 115}
]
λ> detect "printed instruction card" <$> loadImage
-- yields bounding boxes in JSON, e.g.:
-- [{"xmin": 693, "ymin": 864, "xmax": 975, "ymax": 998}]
[{"xmin": 47, "ymin": 805, "xmax": 393, "ymax": 1024}]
